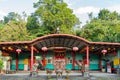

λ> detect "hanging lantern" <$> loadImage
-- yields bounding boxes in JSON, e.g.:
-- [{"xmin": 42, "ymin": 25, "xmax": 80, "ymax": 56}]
[
  {"xmin": 92, "ymin": 47, "xmax": 95, "ymax": 49},
  {"xmin": 42, "ymin": 47, "xmax": 47, "ymax": 51},
  {"xmin": 24, "ymin": 46, "xmax": 28, "ymax": 49},
  {"xmin": 2, "ymin": 47, "xmax": 6, "ymax": 50},
  {"xmin": 101, "ymin": 49, "xmax": 107, "ymax": 55},
  {"xmin": 8, "ymin": 47, "xmax": 13, "ymax": 50},
  {"xmin": 73, "ymin": 47, "xmax": 78, "ymax": 51},
  {"xmin": 16, "ymin": 49, "xmax": 21, "ymax": 54}
]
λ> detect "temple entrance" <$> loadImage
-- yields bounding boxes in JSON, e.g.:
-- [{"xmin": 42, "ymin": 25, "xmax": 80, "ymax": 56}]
[{"xmin": 54, "ymin": 52, "xmax": 66, "ymax": 70}]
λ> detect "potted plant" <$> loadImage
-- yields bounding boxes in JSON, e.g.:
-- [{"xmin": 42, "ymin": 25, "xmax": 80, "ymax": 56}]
[
  {"xmin": 46, "ymin": 69, "xmax": 53, "ymax": 79},
  {"xmin": 65, "ymin": 69, "xmax": 71, "ymax": 79}
]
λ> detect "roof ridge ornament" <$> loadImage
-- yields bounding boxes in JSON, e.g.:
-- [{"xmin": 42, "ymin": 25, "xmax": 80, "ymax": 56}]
[{"xmin": 56, "ymin": 27, "xmax": 60, "ymax": 34}]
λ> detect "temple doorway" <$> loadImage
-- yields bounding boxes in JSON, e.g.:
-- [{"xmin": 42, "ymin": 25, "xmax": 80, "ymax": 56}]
[{"xmin": 54, "ymin": 52, "xmax": 66, "ymax": 70}]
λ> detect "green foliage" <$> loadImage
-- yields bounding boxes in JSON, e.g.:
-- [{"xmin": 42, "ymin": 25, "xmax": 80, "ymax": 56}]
[
  {"xmin": 27, "ymin": 0, "xmax": 79, "ymax": 37},
  {"xmin": 77, "ymin": 9, "xmax": 120, "ymax": 42},
  {"xmin": 0, "ymin": 1, "xmax": 79, "ymax": 41},
  {"xmin": 3, "ymin": 12, "xmax": 22, "ymax": 24},
  {"xmin": 26, "ymin": 14, "xmax": 41, "ymax": 37},
  {"xmin": 0, "ymin": 11, "xmax": 33, "ymax": 42},
  {"xmin": 0, "ymin": 59, "xmax": 3, "ymax": 70},
  {"xmin": 0, "ymin": 23, "xmax": 4, "ymax": 30},
  {"xmin": 0, "ymin": 20, "xmax": 31, "ymax": 42},
  {"xmin": 98, "ymin": 9, "xmax": 119, "ymax": 20}
]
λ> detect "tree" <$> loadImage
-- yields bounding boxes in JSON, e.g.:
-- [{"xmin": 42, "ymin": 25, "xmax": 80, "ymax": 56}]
[
  {"xmin": 88, "ymin": 12, "xmax": 93, "ymax": 20},
  {"xmin": 26, "ymin": 13, "xmax": 46, "ymax": 37},
  {"xmin": 0, "ymin": 23, "xmax": 4, "ymax": 30},
  {"xmin": 3, "ymin": 12, "xmax": 22, "ymax": 24},
  {"xmin": 77, "ymin": 9, "xmax": 120, "ymax": 42},
  {"xmin": 98, "ymin": 9, "xmax": 119, "ymax": 20},
  {"xmin": 98, "ymin": 9, "xmax": 110, "ymax": 20},
  {"xmin": 0, "ymin": 20, "xmax": 31, "ymax": 42},
  {"xmin": 27, "ymin": 0, "xmax": 79, "ymax": 37},
  {"xmin": 0, "ymin": 12, "xmax": 32, "ymax": 42}
]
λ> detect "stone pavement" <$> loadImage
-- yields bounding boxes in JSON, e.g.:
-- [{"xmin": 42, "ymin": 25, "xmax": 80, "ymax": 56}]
[{"xmin": 0, "ymin": 71, "xmax": 120, "ymax": 80}]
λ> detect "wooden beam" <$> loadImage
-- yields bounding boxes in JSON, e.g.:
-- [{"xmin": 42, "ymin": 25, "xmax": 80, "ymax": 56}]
[{"xmin": 33, "ymin": 46, "xmax": 39, "ymax": 53}]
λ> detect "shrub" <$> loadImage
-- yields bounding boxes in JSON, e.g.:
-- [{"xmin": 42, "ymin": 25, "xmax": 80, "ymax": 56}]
[{"xmin": 0, "ymin": 59, "xmax": 3, "ymax": 70}]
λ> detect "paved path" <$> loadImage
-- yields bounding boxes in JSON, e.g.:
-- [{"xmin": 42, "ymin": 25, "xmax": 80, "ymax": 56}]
[{"xmin": 0, "ymin": 72, "xmax": 120, "ymax": 80}]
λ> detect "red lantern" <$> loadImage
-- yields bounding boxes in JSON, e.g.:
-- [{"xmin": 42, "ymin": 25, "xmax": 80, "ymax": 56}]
[
  {"xmin": 101, "ymin": 49, "xmax": 107, "ymax": 55},
  {"xmin": 16, "ymin": 49, "xmax": 21, "ymax": 54},
  {"xmin": 42, "ymin": 47, "xmax": 47, "ymax": 51},
  {"xmin": 73, "ymin": 47, "xmax": 78, "ymax": 51}
]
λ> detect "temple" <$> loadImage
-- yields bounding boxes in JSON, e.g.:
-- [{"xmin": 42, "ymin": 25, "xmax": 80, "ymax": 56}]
[{"xmin": 0, "ymin": 34, "xmax": 120, "ymax": 72}]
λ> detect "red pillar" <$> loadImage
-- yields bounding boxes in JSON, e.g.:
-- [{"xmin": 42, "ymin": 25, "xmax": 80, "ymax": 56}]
[
  {"xmin": 30, "ymin": 45, "xmax": 34, "ymax": 72},
  {"xmin": 16, "ymin": 53, "xmax": 18, "ymax": 70},
  {"xmin": 86, "ymin": 46, "xmax": 89, "ymax": 67}
]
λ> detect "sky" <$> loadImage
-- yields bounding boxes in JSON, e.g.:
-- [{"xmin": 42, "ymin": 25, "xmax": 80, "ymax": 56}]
[{"xmin": 1, "ymin": 0, "xmax": 120, "ymax": 26}]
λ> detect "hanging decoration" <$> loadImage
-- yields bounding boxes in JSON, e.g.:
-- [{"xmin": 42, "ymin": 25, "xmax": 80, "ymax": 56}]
[
  {"xmin": 41, "ymin": 47, "xmax": 47, "ymax": 51},
  {"xmin": 55, "ymin": 52, "xmax": 65, "ymax": 59},
  {"xmin": 24, "ymin": 46, "xmax": 28, "ymax": 49},
  {"xmin": 101, "ymin": 49, "xmax": 107, "ymax": 55},
  {"xmin": 8, "ymin": 47, "xmax": 13, "ymax": 50},
  {"xmin": 54, "ymin": 48, "xmax": 66, "ymax": 52},
  {"xmin": 16, "ymin": 49, "xmax": 21, "ymax": 54},
  {"xmin": 72, "ymin": 47, "xmax": 78, "ymax": 51},
  {"xmin": 2, "ymin": 47, "xmax": 6, "ymax": 50}
]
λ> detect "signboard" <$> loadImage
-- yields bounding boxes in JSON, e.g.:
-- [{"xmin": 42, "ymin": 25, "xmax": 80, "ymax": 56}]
[
  {"xmin": 113, "ymin": 58, "xmax": 119, "ymax": 66},
  {"xmin": 24, "ymin": 59, "xmax": 28, "ymax": 65}
]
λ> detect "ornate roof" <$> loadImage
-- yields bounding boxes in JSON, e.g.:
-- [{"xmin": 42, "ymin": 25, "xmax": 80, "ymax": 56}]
[{"xmin": 0, "ymin": 34, "xmax": 119, "ymax": 54}]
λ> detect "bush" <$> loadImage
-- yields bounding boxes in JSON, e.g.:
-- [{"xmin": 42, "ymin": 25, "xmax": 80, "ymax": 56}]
[{"xmin": 0, "ymin": 59, "xmax": 3, "ymax": 70}]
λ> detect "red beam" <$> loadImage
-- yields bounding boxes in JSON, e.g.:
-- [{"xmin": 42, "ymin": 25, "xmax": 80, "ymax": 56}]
[
  {"xmin": 16, "ymin": 53, "xmax": 18, "ymax": 70},
  {"xmin": 30, "ymin": 46, "xmax": 34, "ymax": 72},
  {"xmin": 86, "ymin": 46, "xmax": 89, "ymax": 67}
]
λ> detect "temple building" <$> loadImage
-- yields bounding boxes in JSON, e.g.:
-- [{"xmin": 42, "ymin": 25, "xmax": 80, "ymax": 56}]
[{"xmin": 0, "ymin": 34, "xmax": 120, "ymax": 72}]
